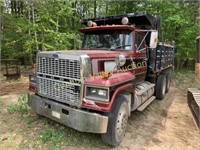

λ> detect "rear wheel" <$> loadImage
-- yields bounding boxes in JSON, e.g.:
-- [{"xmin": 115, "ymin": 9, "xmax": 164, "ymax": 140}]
[
  {"xmin": 155, "ymin": 75, "xmax": 166, "ymax": 100},
  {"xmin": 101, "ymin": 95, "xmax": 128, "ymax": 146},
  {"xmin": 165, "ymin": 73, "xmax": 171, "ymax": 93}
]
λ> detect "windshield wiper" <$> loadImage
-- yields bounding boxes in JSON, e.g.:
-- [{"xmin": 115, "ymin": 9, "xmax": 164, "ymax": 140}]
[
  {"xmin": 112, "ymin": 45, "xmax": 131, "ymax": 49},
  {"xmin": 89, "ymin": 45, "xmax": 110, "ymax": 49},
  {"xmin": 94, "ymin": 45, "xmax": 107, "ymax": 48}
]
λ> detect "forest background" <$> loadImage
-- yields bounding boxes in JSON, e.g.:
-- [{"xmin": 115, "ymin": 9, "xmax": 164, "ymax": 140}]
[{"xmin": 0, "ymin": 0, "xmax": 199, "ymax": 69}]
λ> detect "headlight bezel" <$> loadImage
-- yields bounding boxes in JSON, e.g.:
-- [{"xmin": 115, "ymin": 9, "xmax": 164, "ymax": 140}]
[
  {"xmin": 85, "ymin": 85, "xmax": 110, "ymax": 103},
  {"xmin": 115, "ymin": 54, "xmax": 126, "ymax": 66},
  {"xmin": 29, "ymin": 74, "xmax": 36, "ymax": 84}
]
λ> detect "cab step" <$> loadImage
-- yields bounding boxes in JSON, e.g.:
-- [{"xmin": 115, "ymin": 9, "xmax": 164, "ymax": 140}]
[{"xmin": 137, "ymin": 96, "xmax": 156, "ymax": 111}]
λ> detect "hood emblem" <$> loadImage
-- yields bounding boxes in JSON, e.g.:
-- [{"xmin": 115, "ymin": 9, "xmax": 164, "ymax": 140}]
[{"xmin": 53, "ymin": 53, "xmax": 59, "ymax": 58}]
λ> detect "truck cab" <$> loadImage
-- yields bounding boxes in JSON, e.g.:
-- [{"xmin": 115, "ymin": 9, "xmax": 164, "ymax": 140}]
[{"xmin": 28, "ymin": 12, "xmax": 175, "ymax": 146}]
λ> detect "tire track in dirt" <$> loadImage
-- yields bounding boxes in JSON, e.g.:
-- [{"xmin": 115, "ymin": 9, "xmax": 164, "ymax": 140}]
[{"xmin": 114, "ymin": 87, "xmax": 200, "ymax": 150}]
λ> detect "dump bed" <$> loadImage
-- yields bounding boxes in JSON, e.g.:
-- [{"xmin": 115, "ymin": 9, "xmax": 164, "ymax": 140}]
[
  {"xmin": 81, "ymin": 11, "xmax": 160, "ymax": 30},
  {"xmin": 147, "ymin": 43, "xmax": 175, "ymax": 74}
]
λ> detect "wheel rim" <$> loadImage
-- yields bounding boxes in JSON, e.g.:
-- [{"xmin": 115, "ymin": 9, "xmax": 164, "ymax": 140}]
[
  {"xmin": 162, "ymin": 77, "xmax": 166, "ymax": 95},
  {"xmin": 115, "ymin": 103, "xmax": 128, "ymax": 141}
]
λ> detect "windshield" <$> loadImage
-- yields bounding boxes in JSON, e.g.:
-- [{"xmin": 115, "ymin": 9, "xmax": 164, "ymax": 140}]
[{"xmin": 82, "ymin": 30, "xmax": 133, "ymax": 50}]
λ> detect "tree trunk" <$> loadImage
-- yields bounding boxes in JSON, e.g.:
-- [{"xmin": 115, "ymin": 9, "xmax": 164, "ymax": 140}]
[
  {"xmin": 28, "ymin": 1, "xmax": 33, "ymax": 65},
  {"xmin": 94, "ymin": 0, "xmax": 96, "ymax": 18},
  {"xmin": 32, "ymin": 2, "xmax": 38, "ymax": 50}
]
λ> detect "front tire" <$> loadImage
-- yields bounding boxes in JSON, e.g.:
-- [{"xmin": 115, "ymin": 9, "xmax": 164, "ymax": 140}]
[
  {"xmin": 101, "ymin": 95, "xmax": 128, "ymax": 146},
  {"xmin": 155, "ymin": 75, "xmax": 166, "ymax": 100}
]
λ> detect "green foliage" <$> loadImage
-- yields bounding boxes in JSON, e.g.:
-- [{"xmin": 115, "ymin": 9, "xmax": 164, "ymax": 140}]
[
  {"xmin": 32, "ymin": 0, "xmax": 78, "ymax": 51},
  {"xmin": 26, "ymin": 117, "xmax": 34, "ymax": 125},
  {"xmin": 2, "ymin": 0, "xmax": 80, "ymax": 64},
  {"xmin": 35, "ymin": 123, "xmax": 110, "ymax": 149},
  {"xmin": 38, "ymin": 128, "xmax": 64, "ymax": 144},
  {"xmin": 2, "ymin": 0, "xmax": 199, "ymax": 68},
  {"xmin": 7, "ymin": 94, "xmax": 29, "ymax": 115}
]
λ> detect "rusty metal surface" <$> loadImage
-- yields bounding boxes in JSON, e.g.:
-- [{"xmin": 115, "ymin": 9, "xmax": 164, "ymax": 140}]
[
  {"xmin": 187, "ymin": 88, "xmax": 200, "ymax": 131},
  {"xmin": 28, "ymin": 93, "xmax": 108, "ymax": 133}
]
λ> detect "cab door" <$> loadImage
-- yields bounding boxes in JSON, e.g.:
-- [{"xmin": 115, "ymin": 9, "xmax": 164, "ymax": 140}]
[{"xmin": 134, "ymin": 31, "xmax": 147, "ymax": 82}]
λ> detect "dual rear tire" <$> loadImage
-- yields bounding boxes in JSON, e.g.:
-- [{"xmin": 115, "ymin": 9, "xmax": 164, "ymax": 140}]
[{"xmin": 155, "ymin": 72, "xmax": 171, "ymax": 100}]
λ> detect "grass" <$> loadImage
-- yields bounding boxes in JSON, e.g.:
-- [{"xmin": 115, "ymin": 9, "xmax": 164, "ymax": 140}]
[
  {"xmin": 38, "ymin": 128, "xmax": 65, "ymax": 146},
  {"xmin": 25, "ymin": 117, "xmax": 34, "ymax": 125},
  {"xmin": 35, "ymin": 122, "xmax": 110, "ymax": 150},
  {"xmin": 18, "ymin": 118, "xmax": 111, "ymax": 150},
  {"xmin": 7, "ymin": 94, "xmax": 29, "ymax": 115},
  {"xmin": 172, "ymin": 69, "xmax": 199, "ymax": 91},
  {"xmin": 4, "ymin": 93, "xmax": 110, "ymax": 149}
]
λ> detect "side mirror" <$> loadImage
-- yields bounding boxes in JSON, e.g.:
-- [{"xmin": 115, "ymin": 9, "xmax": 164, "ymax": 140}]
[{"xmin": 149, "ymin": 31, "xmax": 158, "ymax": 49}]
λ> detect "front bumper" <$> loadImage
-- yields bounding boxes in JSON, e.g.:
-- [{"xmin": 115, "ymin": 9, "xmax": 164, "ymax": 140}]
[{"xmin": 28, "ymin": 93, "xmax": 108, "ymax": 133}]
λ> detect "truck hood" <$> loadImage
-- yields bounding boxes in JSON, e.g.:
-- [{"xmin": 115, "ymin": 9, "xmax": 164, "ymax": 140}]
[
  {"xmin": 37, "ymin": 50, "xmax": 133, "ymax": 75},
  {"xmin": 40, "ymin": 50, "xmax": 133, "ymax": 59}
]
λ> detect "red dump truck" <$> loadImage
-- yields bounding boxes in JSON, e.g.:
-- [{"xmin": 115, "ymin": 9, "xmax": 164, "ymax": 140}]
[{"xmin": 28, "ymin": 12, "xmax": 175, "ymax": 146}]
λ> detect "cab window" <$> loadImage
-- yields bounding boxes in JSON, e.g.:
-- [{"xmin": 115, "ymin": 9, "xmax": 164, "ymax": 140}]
[{"xmin": 136, "ymin": 32, "xmax": 146, "ymax": 51}]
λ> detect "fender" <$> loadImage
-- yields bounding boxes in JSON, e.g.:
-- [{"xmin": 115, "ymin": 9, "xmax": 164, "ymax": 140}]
[
  {"xmin": 82, "ymin": 83, "xmax": 134, "ymax": 112},
  {"xmin": 109, "ymin": 83, "xmax": 134, "ymax": 113}
]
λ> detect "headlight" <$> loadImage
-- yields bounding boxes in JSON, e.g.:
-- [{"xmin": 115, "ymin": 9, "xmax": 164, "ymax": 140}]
[
  {"xmin": 115, "ymin": 54, "xmax": 126, "ymax": 66},
  {"xmin": 29, "ymin": 74, "xmax": 36, "ymax": 83},
  {"xmin": 85, "ymin": 86, "xmax": 109, "ymax": 102}
]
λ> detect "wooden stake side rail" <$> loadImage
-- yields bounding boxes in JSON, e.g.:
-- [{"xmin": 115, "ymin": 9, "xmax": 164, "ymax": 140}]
[{"xmin": 187, "ymin": 88, "xmax": 200, "ymax": 131}]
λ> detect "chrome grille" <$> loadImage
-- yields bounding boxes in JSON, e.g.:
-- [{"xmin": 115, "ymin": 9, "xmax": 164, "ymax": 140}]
[
  {"xmin": 37, "ymin": 77, "xmax": 81, "ymax": 105},
  {"xmin": 36, "ymin": 56, "xmax": 82, "ymax": 106},
  {"xmin": 37, "ymin": 57, "xmax": 81, "ymax": 79}
]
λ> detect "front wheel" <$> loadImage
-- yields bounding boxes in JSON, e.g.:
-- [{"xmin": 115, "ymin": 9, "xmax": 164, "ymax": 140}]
[{"xmin": 101, "ymin": 95, "xmax": 128, "ymax": 146}]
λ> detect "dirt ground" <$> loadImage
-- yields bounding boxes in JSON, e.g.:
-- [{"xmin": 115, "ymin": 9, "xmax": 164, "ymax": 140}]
[{"xmin": 0, "ymin": 76, "xmax": 200, "ymax": 150}]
